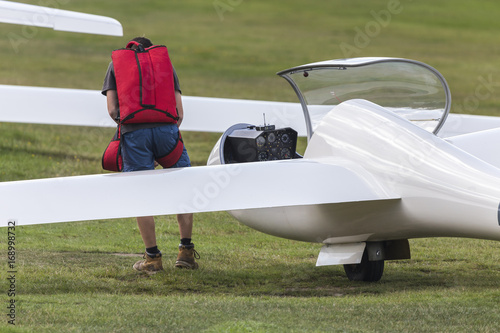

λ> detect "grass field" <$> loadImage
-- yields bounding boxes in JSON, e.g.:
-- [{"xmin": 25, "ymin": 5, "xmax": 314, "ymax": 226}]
[{"xmin": 1, "ymin": 0, "xmax": 500, "ymax": 332}]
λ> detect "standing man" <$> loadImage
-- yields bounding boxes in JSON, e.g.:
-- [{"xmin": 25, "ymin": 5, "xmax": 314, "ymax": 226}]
[{"xmin": 101, "ymin": 37, "xmax": 198, "ymax": 273}]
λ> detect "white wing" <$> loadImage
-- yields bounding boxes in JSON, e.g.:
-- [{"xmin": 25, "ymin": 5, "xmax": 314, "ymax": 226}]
[
  {"xmin": 2, "ymin": 84, "xmax": 499, "ymax": 138},
  {"xmin": 0, "ymin": 159, "xmax": 398, "ymax": 227},
  {"xmin": 0, "ymin": 85, "xmax": 308, "ymax": 135},
  {"xmin": 0, "ymin": 1, "xmax": 122, "ymax": 36},
  {"xmin": 0, "ymin": 85, "xmax": 114, "ymax": 127},
  {"xmin": 438, "ymin": 113, "xmax": 500, "ymax": 137},
  {"xmin": 445, "ymin": 127, "xmax": 500, "ymax": 169},
  {"xmin": 181, "ymin": 96, "xmax": 307, "ymax": 136}
]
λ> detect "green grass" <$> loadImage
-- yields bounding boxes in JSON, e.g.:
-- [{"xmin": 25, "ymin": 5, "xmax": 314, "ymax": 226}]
[
  {"xmin": 3, "ymin": 217, "xmax": 500, "ymax": 332},
  {"xmin": 1, "ymin": 0, "xmax": 500, "ymax": 332},
  {"xmin": 3, "ymin": 0, "xmax": 500, "ymax": 113}
]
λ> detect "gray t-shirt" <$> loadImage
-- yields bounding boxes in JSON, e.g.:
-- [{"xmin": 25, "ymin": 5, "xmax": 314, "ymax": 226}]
[{"xmin": 101, "ymin": 62, "xmax": 182, "ymax": 133}]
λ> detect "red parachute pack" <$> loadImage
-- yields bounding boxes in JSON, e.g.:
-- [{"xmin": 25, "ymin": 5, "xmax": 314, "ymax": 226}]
[
  {"xmin": 111, "ymin": 41, "xmax": 178, "ymax": 124},
  {"xmin": 102, "ymin": 41, "xmax": 184, "ymax": 172}
]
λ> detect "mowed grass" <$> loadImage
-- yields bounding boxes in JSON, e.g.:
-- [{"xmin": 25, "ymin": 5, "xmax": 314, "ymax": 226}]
[{"xmin": 0, "ymin": 0, "xmax": 500, "ymax": 332}]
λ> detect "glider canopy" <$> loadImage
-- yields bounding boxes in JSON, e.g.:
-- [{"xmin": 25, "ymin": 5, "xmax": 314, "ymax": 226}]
[{"xmin": 278, "ymin": 57, "xmax": 452, "ymax": 139}]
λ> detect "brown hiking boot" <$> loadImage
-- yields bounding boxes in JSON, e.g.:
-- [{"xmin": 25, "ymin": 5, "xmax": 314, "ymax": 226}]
[
  {"xmin": 175, "ymin": 244, "xmax": 200, "ymax": 269},
  {"xmin": 133, "ymin": 252, "xmax": 163, "ymax": 274}
]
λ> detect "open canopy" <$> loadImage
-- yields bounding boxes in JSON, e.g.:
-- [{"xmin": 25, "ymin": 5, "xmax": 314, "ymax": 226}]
[{"xmin": 277, "ymin": 57, "xmax": 451, "ymax": 139}]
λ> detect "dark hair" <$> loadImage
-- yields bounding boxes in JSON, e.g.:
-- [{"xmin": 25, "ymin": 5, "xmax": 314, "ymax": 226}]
[{"xmin": 129, "ymin": 37, "xmax": 153, "ymax": 48}]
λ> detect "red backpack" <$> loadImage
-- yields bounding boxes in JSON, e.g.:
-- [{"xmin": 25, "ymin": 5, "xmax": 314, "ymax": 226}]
[{"xmin": 112, "ymin": 42, "xmax": 178, "ymax": 124}]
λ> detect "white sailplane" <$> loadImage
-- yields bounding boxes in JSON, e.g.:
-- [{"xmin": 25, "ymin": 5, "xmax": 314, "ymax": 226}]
[{"xmin": 1, "ymin": 3, "xmax": 499, "ymax": 282}]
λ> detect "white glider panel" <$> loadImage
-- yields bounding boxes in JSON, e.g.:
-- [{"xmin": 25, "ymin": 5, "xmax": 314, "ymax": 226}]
[
  {"xmin": 446, "ymin": 127, "xmax": 500, "ymax": 169},
  {"xmin": 439, "ymin": 113, "xmax": 500, "ymax": 137},
  {"xmin": 181, "ymin": 96, "xmax": 307, "ymax": 136},
  {"xmin": 316, "ymin": 243, "xmax": 366, "ymax": 266},
  {"xmin": 0, "ymin": 85, "xmax": 307, "ymax": 135},
  {"xmin": 2, "ymin": 84, "xmax": 498, "ymax": 138},
  {"xmin": 0, "ymin": 85, "xmax": 115, "ymax": 127},
  {"xmin": 0, "ymin": 159, "xmax": 396, "ymax": 227},
  {"xmin": 0, "ymin": 1, "xmax": 123, "ymax": 36}
]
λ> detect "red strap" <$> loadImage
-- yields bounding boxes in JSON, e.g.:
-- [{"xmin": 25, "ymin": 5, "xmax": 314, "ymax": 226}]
[{"xmin": 156, "ymin": 134, "xmax": 184, "ymax": 168}]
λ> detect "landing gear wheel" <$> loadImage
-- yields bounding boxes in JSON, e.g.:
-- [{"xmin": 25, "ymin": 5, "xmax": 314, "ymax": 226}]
[{"xmin": 343, "ymin": 250, "xmax": 384, "ymax": 282}]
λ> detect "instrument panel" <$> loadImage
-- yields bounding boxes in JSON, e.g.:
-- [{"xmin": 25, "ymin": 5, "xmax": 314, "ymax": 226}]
[{"xmin": 224, "ymin": 125, "xmax": 298, "ymax": 163}]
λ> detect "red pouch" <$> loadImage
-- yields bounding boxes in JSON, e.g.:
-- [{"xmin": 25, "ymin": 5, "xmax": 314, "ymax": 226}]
[{"xmin": 102, "ymin": 126, "xmax": 123, "ymax": 172}]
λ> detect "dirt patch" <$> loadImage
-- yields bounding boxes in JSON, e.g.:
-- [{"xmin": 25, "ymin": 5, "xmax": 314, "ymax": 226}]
[{"xmin": 111, "ymin": 253, "xmax": 142, "ymax": 257}]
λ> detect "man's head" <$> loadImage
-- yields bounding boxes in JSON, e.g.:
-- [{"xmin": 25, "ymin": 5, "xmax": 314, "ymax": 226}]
[{"xmin": 126, "ymin": 37, "xmax": 153, "ymax": 49}]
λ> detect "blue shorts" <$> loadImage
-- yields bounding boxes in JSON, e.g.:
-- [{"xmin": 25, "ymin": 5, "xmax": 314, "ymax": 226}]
[{"xmin": 121, "ymin": 124, "xmax": 191, "ymax": 172}]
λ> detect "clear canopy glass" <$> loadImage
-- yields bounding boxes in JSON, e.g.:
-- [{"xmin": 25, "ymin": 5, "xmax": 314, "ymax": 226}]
[{"xmin": 277, "ymin": 58, "xmax": 451, "ymax": 139}]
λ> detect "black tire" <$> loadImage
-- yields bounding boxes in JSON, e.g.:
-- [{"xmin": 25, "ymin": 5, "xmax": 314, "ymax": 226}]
[{"xmin": 343, "ymin": 250, "xmax": 384, "ymax": 282}]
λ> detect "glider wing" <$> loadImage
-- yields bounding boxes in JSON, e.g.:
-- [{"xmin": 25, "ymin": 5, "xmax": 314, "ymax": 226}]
[
  {"xmin": 0, "ymin": 159, "xmax": 398, "ymax": 226},
  {"xmin": 0, "ymin": 1, "xmax": 122, "ymax": 36}
]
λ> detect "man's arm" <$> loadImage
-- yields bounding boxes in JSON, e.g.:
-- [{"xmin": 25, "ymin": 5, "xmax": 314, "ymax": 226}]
[
  {"xmin": 175, "ymin": 90, "xmax": 184, "ymax": 127},
  {"xmin": 106, "ymin": 89, "xmax": 120, "ymax": 124}
]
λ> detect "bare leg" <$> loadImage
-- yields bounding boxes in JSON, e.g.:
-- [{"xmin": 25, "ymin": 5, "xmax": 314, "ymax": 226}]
[
  {"xmin": 133, "ymin": 216, "xmax": 163, "ymax": 273},
  {"xmin": 177, "ymin": 213, "xmax": 193, "ymax": 239},
  {"xmin": 137, "ymin": 216, "xmax": 157, "ymax": 248},
  {"xmin": 175, "ymin": 213, "xmax": 198, "ymax": 269}
]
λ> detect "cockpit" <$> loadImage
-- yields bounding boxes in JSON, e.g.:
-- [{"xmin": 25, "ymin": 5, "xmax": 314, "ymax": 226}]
[{"xmin": 208, "ymin": 57, "xmax": 452, "ymax": 165}]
